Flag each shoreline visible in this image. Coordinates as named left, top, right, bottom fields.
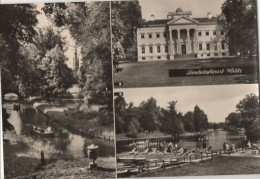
left=34, top=102, right=115, bottom=142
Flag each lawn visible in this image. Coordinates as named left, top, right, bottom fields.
left=135, top=156, right=260, bottom=177
left=114, top=57, right=258, bottom=88
left=3, top=142, right=116, bottom=178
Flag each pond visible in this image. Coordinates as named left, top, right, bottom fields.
left=4, top=102, right=115, bottom=158
left=117, top=129, right=246, bottom=154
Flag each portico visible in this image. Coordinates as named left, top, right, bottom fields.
left=167, top=17, right=199, bottom=60
left=137, top=8, right=229, bottom=62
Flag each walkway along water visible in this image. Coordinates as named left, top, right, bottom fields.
left=117, top=147, right=260, bottom=177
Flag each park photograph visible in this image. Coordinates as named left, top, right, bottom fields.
left=114, top=84, right=260, bottom=177
left=112, top=0, right=258, bottom=89
left=1, top=1, right=115, bottom=178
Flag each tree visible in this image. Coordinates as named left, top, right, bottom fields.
left=126, top=116, right=141, bottom=138
left=0, top=4, right=39, bottom=96
left=225, top=112, right=242, bottom=129
left=114, top=96, right=127, bottom=114
left=18, top=27, right=74, bottom=99
left=161, top=101, right=184, bottom=136
left=235, top=93, right=259, bottom=141
left=115, top=113, right=125, bottom=134
left=138, top=98, right=162, bottom=131
left=43, top=2, right=113, bottom=109
left=111, top=1, right=143, bottom=66
left=37, top=45, right=74, bottom=99
left=221, top=0, right=257, bottom=55
left=183, top=111, right=195, bottom=132
left=236, top=93, right=259, bottom=119
left=246, top=118, right=260, bottom=141
left=193, top=105, right=208, bottom=132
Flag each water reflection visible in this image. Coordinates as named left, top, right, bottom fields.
left=117, top=130, right=246, bottom=154
left=5, top=102, right=114, bottom=158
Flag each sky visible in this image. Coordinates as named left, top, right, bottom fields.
left=139, top=0, right=226, bottom=21
left=36, top=3, right=78, bottom=69
left=114, top=84, right=259, bottom=123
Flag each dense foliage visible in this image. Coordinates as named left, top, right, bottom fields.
left=221, top=0, right=257, bottom=55
left=115, top=96, right=209, bottom=137
left=43, top=2, right=112, bottom=109
left=0, top=4, right=39, bottom=96
left=225, top=93, right=259, bottom=141
left=111, top=0, right=143, bottom=68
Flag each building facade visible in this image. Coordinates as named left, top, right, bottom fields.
left=137, top=8, right=229, bottom=62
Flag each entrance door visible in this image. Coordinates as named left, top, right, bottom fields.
left=181, top=44, right=186, bottom=54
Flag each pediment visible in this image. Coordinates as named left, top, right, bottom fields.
left=167, top=16, right=199, bottom=25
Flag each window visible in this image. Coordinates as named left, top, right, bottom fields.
left=141, top=34, right=145, bottom=39
left=142, top=57, right=146, bottom=60
left=149, top=46, right=153, bottom=53
left=157, top=46, right=161, bottom=53
left=157, top=56, right=161, bottom=59
left=213, top=31, right=216, bottom=35
left=199, top=43, right=203, bottom=51
left=149, top=34, right=152, bottom=38
left=156, top=33, right=160, bottom=38
left=221, top=41, right=225, bottom=50
left=221, top=31, right=224, bottom=35
left=201, top=54, right=203, bottom=57
left=222, top=52, right=225, bottom=56
left=165, top=45, right=168, bottom=53
left=198, top=31, right=202, bottom=36
left=206, top=31, right=209, bottom=36
left=214, top=42, right=218, bottom=50
left=207, top=54, right=210, bottom=57
left=206, top=43, right=210, bottom=50
left=141, top=46, right=145, bottom=54
left=215, top=53, right=218, bottom=56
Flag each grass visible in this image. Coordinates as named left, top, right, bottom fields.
left=136, top=156, right=260, bottom=177
left=3, top=142, right=40, bottom=179
left=21, top=157, right=116, bottom=178
left=114, top=57, right=258, bottom=88
left=4, top=141, right=116, bottom=178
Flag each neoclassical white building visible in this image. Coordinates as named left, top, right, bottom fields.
left=137, top=8, right=229, bottom=62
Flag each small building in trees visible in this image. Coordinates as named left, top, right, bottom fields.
left=137, top=8, right=229, bottom=61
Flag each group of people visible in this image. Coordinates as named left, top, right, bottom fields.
left=158, top=141, right=178, bottom=153
left=33, top=123, right=52, bottom=133
left=223, top=142, right=236, bottom=152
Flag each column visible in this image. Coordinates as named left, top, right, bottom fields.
left=168, top=29, right=174, bottom=60
left=194, top=29, right=198, bottom=54
left=186, top=29, right=191, bottom=54
left=177, top=29, right=181, bottom=54
left=169, top=29, right=173, bottom=60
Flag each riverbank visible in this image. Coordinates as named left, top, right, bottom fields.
left=3, top=130, right=116, bottom=178
left=136, top=156, right=260, bottom=177
left=36, top=103, right=114, bottom=141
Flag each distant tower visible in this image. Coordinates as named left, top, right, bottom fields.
left=73, top=49, right=79, bottom=73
